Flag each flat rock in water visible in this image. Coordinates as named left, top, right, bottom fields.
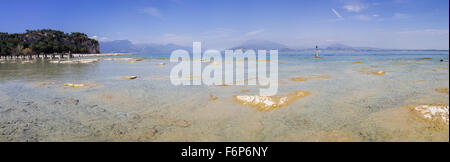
left=120, top=76, right=138, bottom=80
left=63, top=83, right=98, bottom=88
left=372, top=70, right=386, bottom=75
left=234, top=91, right=311, bottom=112
left=410, top=105, right=449, bottom=125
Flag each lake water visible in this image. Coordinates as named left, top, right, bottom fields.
left=0, top=51, right=448, bottom=141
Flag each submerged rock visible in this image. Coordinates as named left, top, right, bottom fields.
left=290, top=75, right=330, bottom=82
left=64, top=98, right=79, bottom=105
left=234, top=91, right=311, bottom=112
left=290, top=77, right=309, bottom=82
left=37, top=81, right=56, bottom=87
left=411, top=105, right=449, bottom=125
left=355, top=68, right=392, bottom=76
left=431, top=66, right=449, bottom=72
left=185, top=76, right=201, bottom=79
left=209, top=94, right=218, bottom=101
left=435, top=88, right=449, bottom=95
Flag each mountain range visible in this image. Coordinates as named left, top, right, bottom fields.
left=100, top=40, right=190, bottom=54
left=100, top=40, right=447, bottom=53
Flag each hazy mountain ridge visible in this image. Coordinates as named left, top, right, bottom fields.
left=100, top=40, right=191, bottom=54
left=100, top=39, right=449, bottom=54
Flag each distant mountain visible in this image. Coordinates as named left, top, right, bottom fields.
left=322, top=43, right=352, bottom=50
left=100, top=39, right=448, bottom=54
left=229, top=40, right=374, bottom=52
left=100, top=40, right=139, bottom=53
left=231, top=40, right=292, bottom=51
left=139, top=43, right=191, bottom=54
left=319, top=43, right=382, bottom=51
left=100, top=40, right=189, bottom=54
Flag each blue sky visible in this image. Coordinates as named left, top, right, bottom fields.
left=1, top=0, right=448, bottom=49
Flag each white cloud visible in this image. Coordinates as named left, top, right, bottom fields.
left=245, top=29, right=265, bottom=36
left=331, top=8, right=343, bottom=19
left=343, top=4, right=366, bottom=12
left=141, top=7, right=163, bottom=19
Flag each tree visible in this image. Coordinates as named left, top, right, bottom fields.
left=23, top=48, right=33, bottom=55
left=13, top=44, right=23, bottom=56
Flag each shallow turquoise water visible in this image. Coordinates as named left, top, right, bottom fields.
left=0, top=51, right=448, bottom=141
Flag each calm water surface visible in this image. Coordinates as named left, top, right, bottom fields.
left=0, top=51, right=448, bottom=141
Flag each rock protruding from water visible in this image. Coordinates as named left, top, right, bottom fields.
left=234, top=91, right=311, bottom=112
left=412, top=105, right=449, bottom=125
left=372, top=70, right=386, bottom=75
left=63, top=83, right=98, bottom=88
left=120, top=76, right=138, bottom=80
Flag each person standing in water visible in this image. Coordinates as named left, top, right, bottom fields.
left=315, top=45, right=319, bottom=58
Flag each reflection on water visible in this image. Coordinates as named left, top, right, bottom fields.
left=0, top=59, right=99, bottom=82
left=0, top=51, right=449, bottom=142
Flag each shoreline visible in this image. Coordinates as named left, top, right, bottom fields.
left=73, top=53, right=135, bottom=57
left=0, top=53, right=135, bottom=61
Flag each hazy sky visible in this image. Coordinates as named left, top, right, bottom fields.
left=1, top=0, right=449, bottom=49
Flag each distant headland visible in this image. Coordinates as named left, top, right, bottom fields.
left=0, top=29, right=100, bottom=56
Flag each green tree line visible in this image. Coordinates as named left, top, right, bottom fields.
left=0, top=29, right=99, bottom=56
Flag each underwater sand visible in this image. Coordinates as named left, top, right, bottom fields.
left=0, top=51, right=448, bottom=142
